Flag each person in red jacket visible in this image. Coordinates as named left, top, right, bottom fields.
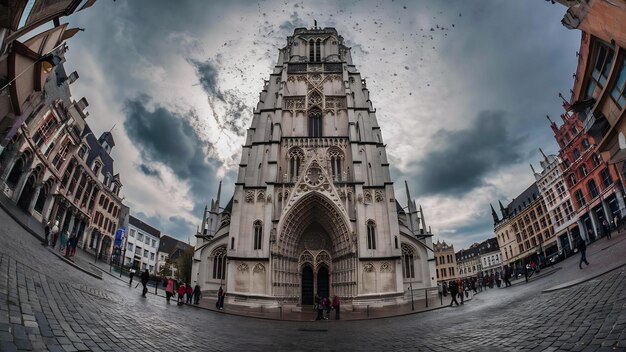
left=177, top=282, right=186, bottom=305
left=185, top=284, right=193, bottom=304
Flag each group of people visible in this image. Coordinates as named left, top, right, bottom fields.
left=42, top=220, right=79, bottom=259
left=314, top=294, right=340, bottom=320
left=163, top=278, right=203, bottom=306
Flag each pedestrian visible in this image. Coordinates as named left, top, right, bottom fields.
left=129, top=269, right=135, bottom=287
left=324, top=297, right=331, bottom=319
left=495, top=271, right=501, bottom=288
left=602, top=219, right=610, bottom=238
left=186, top=284, right=193, bottom=304
left=577, top=239, right=590, bottom=269
left=442, top=281, right=448, bottom=297
left=69, top=233, right=78, bottom=257
left=613, top=215, right=619, bottom=233
left=332, top=295, right=340, bottom=320
left=448, top=280, right=459, bottom=306
left=140, top=269, right=149, bottom=297
left=193, top=284, right=201, bottom=304
left=177, top=283, right=185, bottom=305
left=42, top=220, right=51, bottom=246
left=457, top=278, right=464, bottom=305
left=59, top=230, right=67, bottom=253
left=315, top=293, right=324, bottom=320
left=165, top=277, right=174, bottom=303
left=217, top=286, right=225, bottom=309
left=50, top=220, right=59, bottom=247
left=65, top=232, right=76, bottom=258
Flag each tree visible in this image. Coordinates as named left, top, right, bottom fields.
left=158, top=258, right=173, bottom=277
left=176, top=247, right=194, bottom=284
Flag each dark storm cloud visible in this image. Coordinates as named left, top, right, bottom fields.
left=189, top=58, right=250, bottom=137
left=138, top=163, right=161, bottom=179
left=410, top=111, right=526, bottom=196
left=123, top=94, right=222, bottom=201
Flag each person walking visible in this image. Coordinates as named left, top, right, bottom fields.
left=578, top=239, right=590, bottom=269
left=140, top=269, right=150, bottom=297
left=59, top=230, right=67, bottom=253
left=193, top=284, right=201, bottom=304
left=314, top=294, right=324, bottom=320
left=602, top=219, right=610, bottom=238
left=50, top=221, right=59, bottom=247
left=165, top=277, right=174, bottom=303
left=186, top=284, right=193, bottom=304
left=457, top=278, right=464, bottom=305
left=42, top=220, right=51, bottom=246
left=448, top=280, right=459, bottom=306
left=129, top=269, right=135, bottom=287
left=324, top=297, right=331, bottom=319
left=177, top=283, right=186, bottom=305
left=332, top=295, right=340, bottom=320
left=217, top=286, right=225, bottom=309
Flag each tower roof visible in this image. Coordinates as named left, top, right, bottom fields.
left=98, top=131, right=115, bottom=148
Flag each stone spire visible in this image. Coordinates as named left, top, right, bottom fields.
left=490, top=203, right=500, bottom=225
left=212, top=180, right=222, bottom=212
left=539, top=148, right=548, bottom=161
left=498, top=200, right=507, bottom=218
left=420, top=205, right=427, bottom=234
left=530, top=163, right=536, bottom=174
left=200, top=204, right=208, bottom=235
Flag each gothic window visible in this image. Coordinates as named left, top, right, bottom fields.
left=212, top=246, right=227, bottom=280
left=309, top=39, right=315, bottom=62
left=253, top=220, right=263, bottom=250
left=401, top=243, right=415, bottom=279
left=367, top=220, right=376, bottom=250
left=315, top=39, right=321, bottom=62
left=328, top=148, right=344, bottom=181
left=308, top=107, right=322, bottom=137
left=288, top=148, right=303, bottom=181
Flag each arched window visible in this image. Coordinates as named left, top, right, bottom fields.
left=569, top=174, right=576, bottom=187
left=113, top=206, right=118, bottom=217
left=6, top=158, right=25, bottom=188
left=93, top=162, right=101, bottom=176
left=579, top=164, right=588, bottom=177
left=327, top=148, right=344, bottom=181
left=103, top=198, right=109, bottom=209
left=315, top=39, right=321, bottom=62
left=99, top=194, right=105, bottom=206
left=78, top=144, right=87, bottom=159
left=108, top=202, right=114, bottom=214
left=401, top=243, right=415, bottom=279
left=308, top=107, right=322, bottom=137
left=212, top=246, right=227, bottom=280
left=591, top=153, right=601, bottom=167
left=588, top=179, right=599, bottom=198
left=367, top=220, right=376, bottom=250
left=309, top=39, right=315, bottom=61
left=288, top=148, right=303, bottom=182
left=253, top=220, right=263, bottom=250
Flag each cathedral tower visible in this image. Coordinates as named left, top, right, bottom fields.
left=192, top=27, right=435, bottom=308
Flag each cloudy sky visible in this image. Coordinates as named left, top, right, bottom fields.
left=61, top=0, right=580, bottom=249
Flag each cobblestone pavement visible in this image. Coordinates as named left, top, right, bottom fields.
left=1, top=207, right=626, bottom=351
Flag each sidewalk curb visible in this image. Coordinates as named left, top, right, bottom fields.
left=0, top=200, right=44, bottom=242
left=178, top=299, right=451, bottom=323
left=542, top=263, right=626, bottom=293
left=508, top=267, right=562, bottom=288
left=46, top=248, right=102, bottom=280
left=89, top=263, right=126, bottom=282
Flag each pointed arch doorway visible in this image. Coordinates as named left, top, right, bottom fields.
left=317, top=266, right=329, bottom=299
left=301, top=266, right=314, bottom=305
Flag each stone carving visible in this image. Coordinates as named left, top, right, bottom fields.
left=364, top=191, right=372, bottom=203
left=363, top=263, right=375, bottom=273
left=245, top=191, right=255, bottom=203
left=253, top=263, right=266, bottom=274
left=257, top=191, right=265, bottom=202
left=266, top=194, right=272, bottom=203
left=237, top=263, right=249, bottom=272
left=375, top=190, right=384, bottom=202
left=325, top=96, right=346, bottom=109
left=283, top=96, right=306, bottom=110
left=380, top=262, right=392, bottom=272
left=357, top=193, right=363, bottom=203
left=308, top=91, right=322, bottom=107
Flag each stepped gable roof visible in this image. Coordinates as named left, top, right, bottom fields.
left=129, top=215, right=161, bottom=238
left=82, top=125, right=114, bottom=177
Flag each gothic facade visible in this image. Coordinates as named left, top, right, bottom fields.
left=191, top=27, right=435, bottom=309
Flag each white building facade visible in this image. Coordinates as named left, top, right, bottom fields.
left=125, top=215, right=160, bottom=274
left=192, top=26, right=436, bottom=309
left=479, top=238, right=503, bottom=276
left=532, top=150, right=577, bottom=257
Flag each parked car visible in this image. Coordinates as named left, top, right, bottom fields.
left=545, top=251, right=564, bottom=266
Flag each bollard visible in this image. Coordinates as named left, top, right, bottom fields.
left=425, top=288, right=428, bottom=308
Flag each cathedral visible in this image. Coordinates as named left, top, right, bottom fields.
left=191, top=26, right=436, bottom=309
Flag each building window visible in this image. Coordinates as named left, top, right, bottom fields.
left=143, top=249, right=149, bottom=258
left=588, top=180, right=599, bottom=198
left=592, top=153, right=601, bottom=167
left=212, top=246, right=227, bottom=280
left=253, top=220, right=263, bottom=250
left=32, top=114, right=59, bottom=147
left=127, top=243, right=133, bottom=251
left=315, top=39, right=321, bottom=62
left=582, top=139, right=590, bottom=149
left=78, top=145, right=87, bottom=159
left=394, top=236, right=398, bottom=249
left=309, top=39, right=315, bottom=62
left=600, top=168, right=612, bottom=188
left=152, top=239, right=156, bottom=247
left=569, top=174, right=577, bottom=187
left=150, top=253, right=155, bottom=261
left=231, top=237, right=235, bottom=250
left=137, top=233, right=144, bottom=241
left=308, top=107, right=322, bottom=137
left=366, top=220, right=376, bottom=250
left=288, top=148, right=303, bottom=182
left=93, top=162, right=101, bottom=176
left=579, top=164, right=588, bottom=177
left=611, top=58, right=626, bottom=109
left=328, top=148, right=344, bottom=181
left=135, top=246, right=141, bottom=256
left=130, top=229, right=135, bottom=237
left=575, top=189, right=586, bottom=208
left=401, top=243, right=415, bottom=279
left=572, top=149, right=580, bottom=160
left=585, top=43, right=615, bottom=98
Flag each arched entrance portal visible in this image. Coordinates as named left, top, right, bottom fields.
left=273, top=191, right=356, bottom=304
left=301, top=266, right=314, bottom=305
left=317, top=266, right=329, bottom=299
left=17, top=174, right=36, bottom=211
